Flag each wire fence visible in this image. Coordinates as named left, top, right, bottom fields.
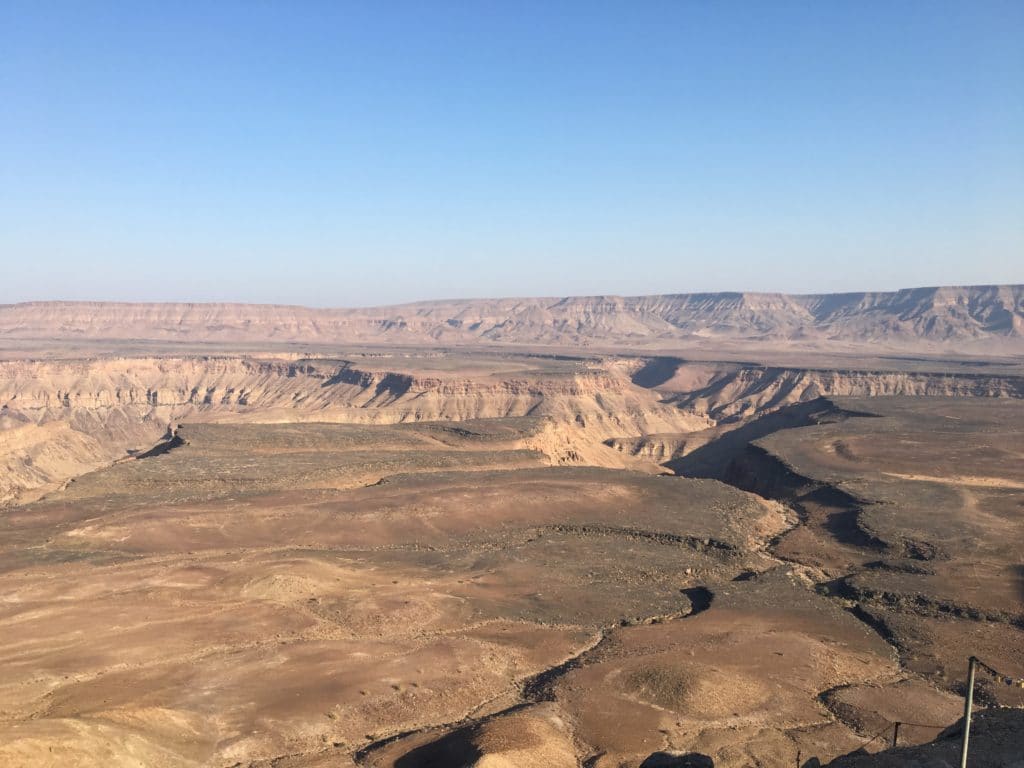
left=975, top=656, right=1024, bottom=689
left=854, top=718, right=947, bottom=751
left=795, top=717, right=949, bottom=767
left=786, top=659, right=1019, bottom=765
left=795, top=655, right=1024, bottom=766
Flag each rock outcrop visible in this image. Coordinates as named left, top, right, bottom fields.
left=654, top=363, right=1024, bottom=422
left=3, top=354, right=1023, bottom=506
left=826, top=708, right=1024, bottom=768
left=0, top=357, right=706, bottom=504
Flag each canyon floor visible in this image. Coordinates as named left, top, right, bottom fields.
left=1, top=345, right=1022, bottom=767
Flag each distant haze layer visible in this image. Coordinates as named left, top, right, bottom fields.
left=1, top=285, right=1022, bottom=354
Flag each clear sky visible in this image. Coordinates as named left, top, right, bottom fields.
left=2, top=1, right=1022, bottom=306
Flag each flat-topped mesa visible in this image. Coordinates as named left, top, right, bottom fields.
left=0, top=356, right=707, bottom=504
left=2, top=284, right=1022, bottom=351
left=0, top=357, right=331, bottom=410
left=661, top=364, right=1024, bottom=421
left=0, top=358, right=629, bottom=412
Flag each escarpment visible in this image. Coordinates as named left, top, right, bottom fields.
left=0, top=358, right=637, bottom=412
left=656, top=363, right=1024, bottom=421
left=2, top=354, right=1023, bottom=505
left=2, top=284, right=1023, bottom=353
left=0, top=357, right=700, bottom=503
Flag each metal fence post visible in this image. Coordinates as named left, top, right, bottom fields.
left=959, top=656, right=977, bottom=768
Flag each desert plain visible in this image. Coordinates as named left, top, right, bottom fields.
left=0, top=289, right=1022, bottom=767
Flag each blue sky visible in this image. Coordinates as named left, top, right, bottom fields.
left=2, top=1, right=1022, bottom=305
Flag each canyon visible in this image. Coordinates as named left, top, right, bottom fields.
left=1, top=290, right=1023, bottom=767
left=4, top=352, right=1023, bottom=507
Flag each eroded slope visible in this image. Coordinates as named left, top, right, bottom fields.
left=6, top=353, right=1023, bottom=507
left=3, top=285, right=1023, bottom=351
left=0, top=422, right=788, bottom=767
left=2, top=354, right=1023, bottom=767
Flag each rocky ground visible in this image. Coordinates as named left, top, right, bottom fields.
left=0, top=350, right=1022, bottom=767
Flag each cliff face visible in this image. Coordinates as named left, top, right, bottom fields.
left=0, top=357, right=682, bottom=422
left=2, top=284, right=1022, bottom=351
left=3, top=353, right=1023, bottom=505
left=0, top=357, right=708, bottom=504
left=661, top=364, right=1024, bottom=422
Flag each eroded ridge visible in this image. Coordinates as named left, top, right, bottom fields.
left=0, top=348, right=1022, bottom=768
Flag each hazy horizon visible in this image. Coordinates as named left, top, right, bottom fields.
left=3, top=2, right=1022, bottom=305
left=6, top=281, right=1024, bottom=312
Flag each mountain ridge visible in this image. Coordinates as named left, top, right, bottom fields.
left=2, top=284, right=1022, bottom=353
